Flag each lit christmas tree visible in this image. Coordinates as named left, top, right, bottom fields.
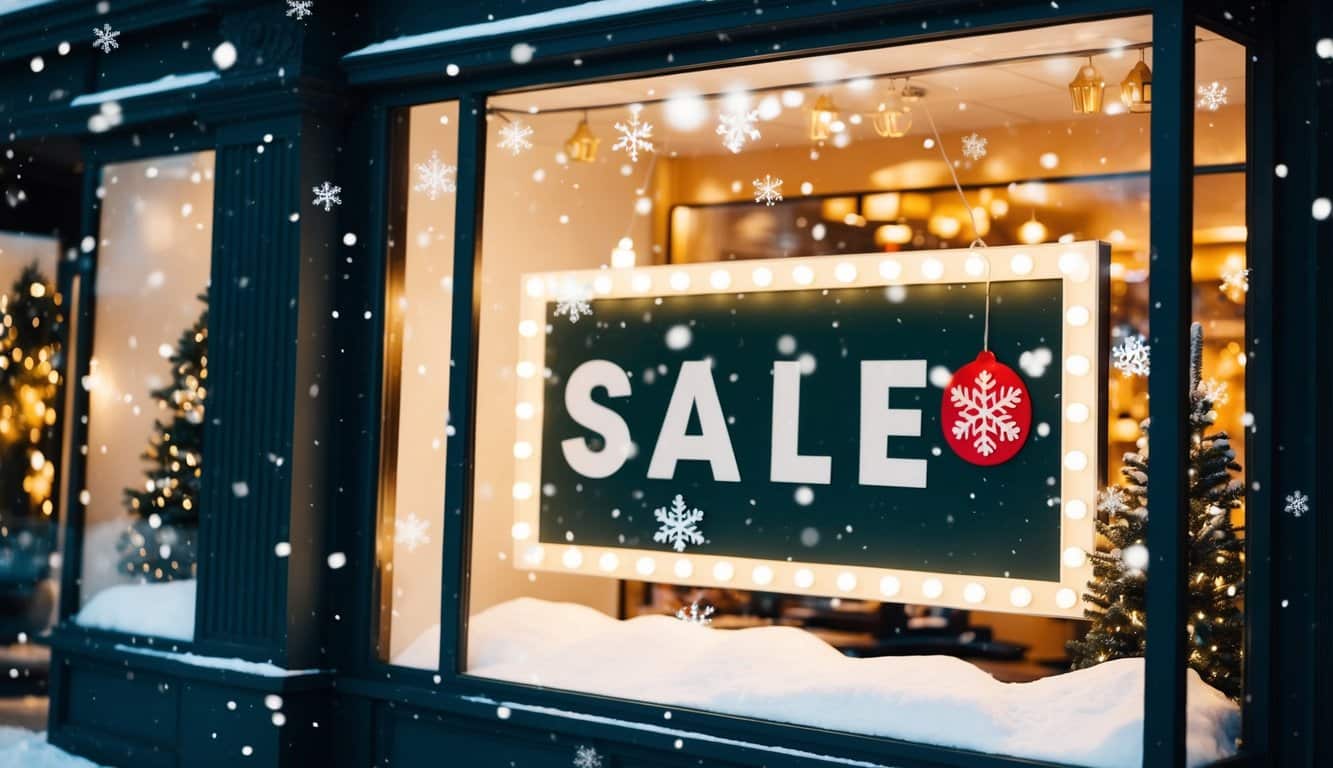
left=0, top=262, right=63, bottom=522
left=1068, top=323, right=1245, bottom=700
left=117, top=293, right=207, bottom=581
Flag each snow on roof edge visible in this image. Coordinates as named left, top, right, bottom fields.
left=70, top=71, right=220, bottom=107
left=345, top=0, right=700, bottom=60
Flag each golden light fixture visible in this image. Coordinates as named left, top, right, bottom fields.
left=610, top=237, right=636, bottom=269
left=1018, top=211, right=1049, bottom=244
left=564, top=112, right=600, bottom=163
left=809, top=93, right=840, bottom=142
left=1119, top=51, right=1152, bottom=113
left=1069, top=57, right=1106, bottom=114
left=874, top=222, right=914, bottom=246
left=871, top=81, right=913, bottom=138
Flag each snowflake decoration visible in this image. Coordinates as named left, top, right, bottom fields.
left=92, top=23, right=120, bottom=54
left=961, top=132, right=988, bottom=161
left=553, top=282, right=593, bottom=324
left=572, top=745, right=603, bottom=768
left=1097, top=485, right=1129, bottom=516
left=413, top=150, right=457, bottom=200
left=653, top=494, right=705, bottom=552
left=1220, top=267, right=1250, bottom=295
left=1285, top=490, right=1310, bottom=518
left=498, top=120, right=534, bottom=155
left=285, top=0, right=314, bottom=19
left=948, top=369, right=1023, bottom=457
left=675, top=601, right=715, bottom=626
left=311, top=181, right=342, bottom=212
left=1196, top=81, right=1228, bottom=111
left=752, top=174, right=783, bottom=206
left=394, top=513, right=431, bottom=552
left=611, top=105, right=654, bottom=162
left=1199, top=377, right=1230, bottom=406
left=716, top=109, right=760, bottom=153
left=1112, top=334, right=1151, bottom=377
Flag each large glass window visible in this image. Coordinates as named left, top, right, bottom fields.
left=382, top=16, right=1249, bottom=765
left=74, top=152, right=214, bottom=641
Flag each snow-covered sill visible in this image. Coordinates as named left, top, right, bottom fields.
left=70, top=72, right=220, bottom=107
left=345, top=0, right=700, bottom=59
left=0, top=0, right=54, bottom=18
left=113, top=644, right=324, bottom=679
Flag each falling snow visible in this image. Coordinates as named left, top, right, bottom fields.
left=752, top=174, right=783, bottom=206
left=1112, top=334, right=1151, bottom=377
left=286, top=0, right=314, bottom=19
left=716, top=109, right=760, bottom=153
left=1219, top=267, right=1249, bottom=295
left=612, top=106, right=654, bottom=162
left=948, top=369, right=1023, bottom=457
left=572, top=745, right=603, bottom=768
left=93, top=23, right=120, bottom=53
left=653, top=494, right=705, bottom=552
left=498, top=120, right=534, bottom=155
left=413, top=150, right=457, bottom=199
left=1196, top=81, right=1228, bottom=111
left=961, top=132, right=988, bottom=161
left=675, top=601, right=715, bottom=626
left=311, top=181, right=342, bottom=212
left=394, top=513, right=432, bottom=552
left=1285, top=490, right=1309, bottom=518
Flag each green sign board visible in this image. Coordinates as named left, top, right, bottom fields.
left=511, top=244, right=1107, bottom=617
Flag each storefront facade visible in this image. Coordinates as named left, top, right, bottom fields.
left=1, top=0, right=1329, bottom=766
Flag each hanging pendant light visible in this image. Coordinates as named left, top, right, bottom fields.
left=564, top=112, right=600, bottom=163
left=872, top=80, right=913, bottom=138
left=1068, top=56, right=1105, bottom=114
left=809, top=93, right=840, bottom=142
left=1119, top=51, right=1153, bottom=113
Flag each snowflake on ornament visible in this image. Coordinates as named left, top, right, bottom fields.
left=653, top=494, right=705, bottom=552
left=498, top=120, right=534, bottom=155
left=961, top=132, right=988, bottom=161
left=675, top=601, right=715, bottom=626
left=286, top=0, right=314, bottom=19
left=572, top=745, right=603, bottom=768
left=716, top=109, right=760, bottom=153
left=394, top=513, right=431, bottom=552
left=413, top=150, right=457, bottom=200
left=1196, top=81, right=1228, bottom=111
left=1285, top=490, right=1310, bottom=518
left=611, top=105, right=654, bottom=162
left=553, top=283, right=593, bottom=324
left=1112, top=334, right=1151, bottom=377
left=948, top=368, right=1024, bottom=458
left=311, top=181, right=342, bottom=212
left=92, top=23, right=120, bottom=53
left=752, top=174, right=783, bottom=206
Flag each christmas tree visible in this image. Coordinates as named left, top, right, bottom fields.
left=117, top=292, right=207, bottom=582
left=0, top=263, right=63, bottom=522
left=1068, top=323, right=1245, bottom=700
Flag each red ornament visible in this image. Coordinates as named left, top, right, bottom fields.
left=941, top=350, right=1032, bottom=466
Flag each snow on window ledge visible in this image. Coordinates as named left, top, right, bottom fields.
left=461, top=598, right=1240, bottom=768
left=74, top=580, right=196, bottom=641
left=112, top=644, right=324, bottom=678
left=69, top=72, right=220, bottom=107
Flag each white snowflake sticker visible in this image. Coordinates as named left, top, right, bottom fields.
left=1112, top=334, right=1151, bottom=377
left=1197, top=81, right=1228, bottom=111
left=1097, top=485, right=1129, bottom=515
left=948, top=369, right=1023, bottom=457
left=553, top=282, right=593, bottom=324
left=716, top=109, right=760, bottom=153
left=653, top=494, right=705, bottom=552
left=675, top=601, right=715, bottom=626
left=413, top=150, right=457, bottom=200
left=611, top=105, right=654, bottom=162
left=286, top=0, right=314, bottom=19
left=1285, top=490, right=1310, bottom=518
left=311, top=181, right=342, bottom=212
left=92, top=23, right=120, bottom=54
left=961, top=132, right=988, bottom=161
left=498, top=120, right=534, bottom=155
left=1199, top=377, right=1230, bottom=406
left=394, top=513, right=431, bottom=552
left=1220, top=267, right=1250, bottom=295
left=752, top=174, right=783, bottom=206
left=572, top=745, right=603, bottom=768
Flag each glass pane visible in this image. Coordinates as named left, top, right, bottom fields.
left=376, top=101, right=459, bottom=668
left=455, top=16, right=1244, bottom=765
left=75, top=151, right=214, bottom=641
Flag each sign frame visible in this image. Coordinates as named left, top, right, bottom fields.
left=510, top=242, right=1108, bottom=618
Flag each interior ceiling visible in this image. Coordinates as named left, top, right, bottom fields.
left=490, top=16, right=1246, bottom=155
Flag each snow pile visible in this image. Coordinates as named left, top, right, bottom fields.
left=75, top=580, right=196, bottom=641
left=467, top=598, right=1239, bottom=768
left=0, top=728, right=101, bottom=768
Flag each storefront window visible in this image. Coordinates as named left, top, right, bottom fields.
left=374, top=15, right=1248, bottom=764
left=73, top=151, right=214, bottom=641
left=376, top=101, right=459, bottom=668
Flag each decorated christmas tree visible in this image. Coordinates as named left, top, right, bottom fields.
left=1068, top=323, right=1245, bottom=700
left=0, top=263, right=63, bottom=522
left=117, top=293, right=208, bottom=582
